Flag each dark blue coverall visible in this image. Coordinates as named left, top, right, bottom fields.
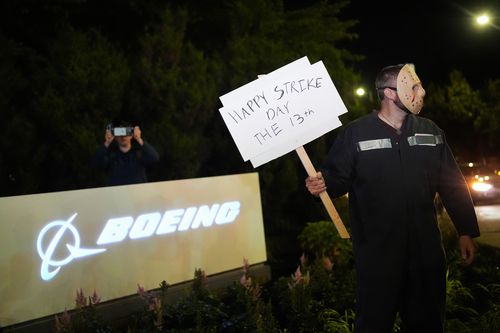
left=93, top=141, right=159, bottom=186
left=321, top=111, right=480, bottom=333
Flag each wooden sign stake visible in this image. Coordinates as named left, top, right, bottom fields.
left=295, top=146, right=350, bottom=239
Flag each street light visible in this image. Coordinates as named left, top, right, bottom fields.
left=473, top=11, right=499, bottom=30
left=355, top=87, right=366, bottom=97
left=475, top=13, right=490, bottom=27
left=452, top=3, right=499, bottom=30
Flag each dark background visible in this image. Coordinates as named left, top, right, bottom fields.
left=337, top=0, right=500, bottom=87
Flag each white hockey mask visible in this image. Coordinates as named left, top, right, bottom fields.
left=396, top=64, right=426, bottom=114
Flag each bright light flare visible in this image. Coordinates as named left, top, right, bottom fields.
left=355, top=87, right=366, bottom=97
left=451, top=3, right=500, bottom=31
left=471, top=181, right=493, bottom=192
left=476, top=13, right=490, bottom=25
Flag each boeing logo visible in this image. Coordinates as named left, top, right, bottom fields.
left=36, top=201, right=241, bottom=281
left=36, top=213, right=106, bottom=281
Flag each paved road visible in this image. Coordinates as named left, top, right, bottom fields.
left=474, top=203, right=500, bottom=248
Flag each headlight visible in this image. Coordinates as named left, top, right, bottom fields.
left=471, top=182, right=493, bottom=192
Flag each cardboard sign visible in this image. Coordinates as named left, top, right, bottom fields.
left=219, top=56, right=347, bottom=167
left=219, top=57, right=351, bottom=240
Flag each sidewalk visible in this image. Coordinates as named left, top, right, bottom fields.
left=475, top=204, right=500, bottom=249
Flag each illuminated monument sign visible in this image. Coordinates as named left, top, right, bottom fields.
left=37, top=201, right=241, bottom=281
left=0, top=173, right=266, bottom=327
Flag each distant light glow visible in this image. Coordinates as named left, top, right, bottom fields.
left=452, top=3, right=500, bottom=31
left=471, top=182, right=493, bottom=192
left=355, top=87, right=366, bottom=96
left=476, top=14, right=490, bottom=25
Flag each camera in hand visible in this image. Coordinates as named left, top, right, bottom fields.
left=107, top=124, right=134, bottom=137
left=113, top=127, right=134, bottom=137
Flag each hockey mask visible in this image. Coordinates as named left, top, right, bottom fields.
left=396, top=64, right=426, bottom=114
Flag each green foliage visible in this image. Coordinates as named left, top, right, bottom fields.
left=0, top=22, right=130, bottom=194
left=424, top=71, right=496, bottom=160
left=318, top=308, right=354, bottom=333
left=439, top=212, right=500, bottom=332
left=131, top=281, right=169, bottom=332
left=477, top=79, right=500, bottom=151
left=47, top=218, right=500, bottom=333
left=267, top=219, right=356, bottom=332
left=37, top=26, right=130, bottom=190
left=298, top=219, right=356, bottom=310
left=298, top=220, right=353, bottom=264
left=54, top=289, right=112, bottom=333
left=128, top=263, right=281, bottom=332
left=470, top=303, right=500, bottom=333
left=446, top=71, right=485, bottom=120
left=165, top=269, right=227, bottom=332
left=446, top=269, right=479, bottom=319
left=219, top=259, right=280, bottom=332
left=129, top=7, right=223, bottom=181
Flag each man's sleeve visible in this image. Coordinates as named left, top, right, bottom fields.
left=92, top=145, right=110, bottom=170
left=437, top=136, right=480, bottom=238
left=140, top=141, right=160, bottom=165
left=320, top=128, right=355, bottom=198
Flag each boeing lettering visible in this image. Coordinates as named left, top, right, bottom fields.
left=96, top=201, right=241, bottom=245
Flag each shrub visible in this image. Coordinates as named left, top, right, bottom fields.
left=56, top=215, right=499, bottom=333
left=54, top=289, right=112, bottom=333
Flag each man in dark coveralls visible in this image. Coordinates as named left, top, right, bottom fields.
left=305, top=63, right=479, bottom=333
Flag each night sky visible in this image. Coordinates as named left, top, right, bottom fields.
left=338, top=0, right=500, bottom=88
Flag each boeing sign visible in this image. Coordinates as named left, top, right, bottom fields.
left=36, top=201, right=241, bottom=281
left=0, top=173, right=266, bottom=327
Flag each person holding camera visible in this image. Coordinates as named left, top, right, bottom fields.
left=93, top=122, right=160, bottom=186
